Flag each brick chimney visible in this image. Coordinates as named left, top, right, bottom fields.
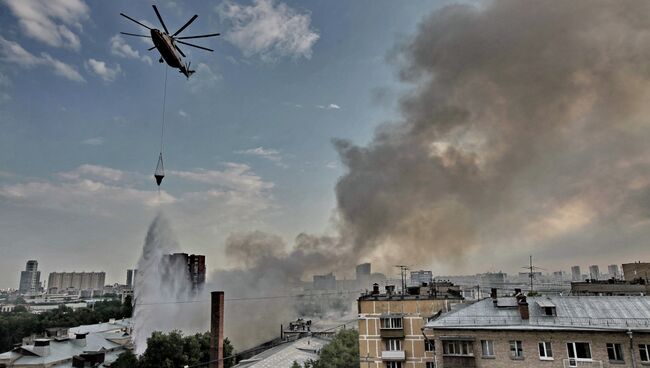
left=516, top=294, right=529, bottom=320
left=210, top=291, right=225, bottom=368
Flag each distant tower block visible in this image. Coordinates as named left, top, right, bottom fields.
left=210, top=291, right=225, bottom=368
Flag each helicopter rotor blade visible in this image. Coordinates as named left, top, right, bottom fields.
left=152, top=5, right=170, bottom=34
left=176, top=40, right=213, bottom=52
left=174, top=44, right=186, bottom=58
left=120, top=13, right=152, bottom=30
left=120, top=32, right=152, bottom=39
left=172, top=15, right=198, bottom=37
left=176, top=33, right=220, bottom=40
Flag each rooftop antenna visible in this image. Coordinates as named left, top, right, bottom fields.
left=394, top=265, right=410, bottom=293
left=522, top=255, right=545, bottom=294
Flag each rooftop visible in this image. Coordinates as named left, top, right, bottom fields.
left=426, top=296, right=650, bottom=332
left=234, top=336, right=328, bottom=368
left=0, top=319, right=132, bottom=367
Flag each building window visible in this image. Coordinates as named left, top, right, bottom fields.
left=640, top=344, right=650, bottom=363
left=510, top=340, right=523, bottom=359
left=426, top=363, right=435, bottom=368
left=442, top=340, right=474, bottom=356
left=538, top=341, right=553, bottom=360
left=481, top=340, right=495, bottom=357
left=606, top=343, right=624, bottom=362
left=380, top=317, right=403, bottom=329
left=386, top=362, right=402, bottom=368
left=385, top=339, right=402, bottom=351
left=424, top=340, right=434, bottom=352
left=567, top=342, right=591, bottom=360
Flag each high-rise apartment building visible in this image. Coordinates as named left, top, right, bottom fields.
left=126, top=269, right=137, bottom=288
left=356, top=263, right=371, bottom=285
left=18, top=260, right=41, bottom=294
left=47, top=272, right=105, bottom=292
left=163, top=253, right=205, bottom=290
left=410, top=270, right=433, bottom=286
left=589, top=265, right=601, bottom=280
left=608, top=264, right=620, bottom=279
left=571, top=266, right=581, bottom=281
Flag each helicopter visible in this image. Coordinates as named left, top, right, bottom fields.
left=120, top=5, right=219, bottom=78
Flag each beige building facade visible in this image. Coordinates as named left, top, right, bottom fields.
left=358, top=283, right=463, bottom=368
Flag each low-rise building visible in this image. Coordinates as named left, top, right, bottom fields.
left=0, top=319, right=131, bottom=367
left=358, top=283, right=464, bottom=368
left=424, top=292, right=650, bottom=368
left=571, top=279, right=649, bottom=296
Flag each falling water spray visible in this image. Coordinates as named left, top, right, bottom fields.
left=132, top=212, right=207, bottom=354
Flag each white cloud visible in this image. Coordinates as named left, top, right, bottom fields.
left=85, top=58, right=121, bottom=82
left=325, top=161, right=337, bottom=169
left=187, top=63, right=221, bottom=93
left=109, top=35, right=153, bottom=65
left=316, top=103, right=341, bottom=110
left=4, top=0, right=90, bottom=51
left=0, top=36, right=85, bottom=82
left=0, top=163, right=273, bottom=217
left=217, top=0, right=319, bottom=62
left=59, top=164, right=123, bottom=182
left=81, top=137, right=104, bottom=146
left=171, top=163, right=274, bottom=192
left=236, top=146, right=287, bottom=168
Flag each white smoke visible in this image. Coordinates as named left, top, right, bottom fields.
left=132, top=212, right=207, bottom=354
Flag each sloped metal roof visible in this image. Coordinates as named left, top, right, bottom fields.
left=426, top=296, right=650, bottom=331
left=234, top=337, right=328, bottom=368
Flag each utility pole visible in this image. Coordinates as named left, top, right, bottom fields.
left=394, top=265, right=409, bottom=293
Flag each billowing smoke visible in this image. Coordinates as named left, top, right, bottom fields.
left=332, top=0, right=650, bottom=270
left=136, top=0, right=650, bottom=350
left=132, top=213, right=205, bottom=354
left=223, top=0, right=650, bottom=279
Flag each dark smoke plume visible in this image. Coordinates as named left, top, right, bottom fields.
left=208, top=0, right=650, bottom=347
left=229, top=0, right=650, bottom=276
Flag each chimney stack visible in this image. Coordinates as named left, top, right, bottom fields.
left=516, top=294, right=529, bottom=320
left=73, top=333, right=87, bottom=347
left=491, top=288, right=498, bottom=307
left=372, top=283, right=380, bottom=295
left=210, top=291, right=225, bottom=368
left=33, top=339, right=50, bottom=357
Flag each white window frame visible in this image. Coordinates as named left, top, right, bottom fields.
left=425, top=363, right=435, bottom=368
left=387, top=362, right=402, bottom=368
left=510, top=340, right=524, bottom=359
left=538, top=341, right=553, bottom=360
left=481, top=340, right=495, bottom=357
left=567, top=342, right=592, bottom=361
left=381, top=317, right=403, bottom=329
left=425, top=339, right=435, bottom=352
left=606, top=343, right=624, bottom=362
left=640, top=344, right=650, bottom=363
left=442, top=340, right=474, bottom=356
left=386, top=339, right=402, bottom=351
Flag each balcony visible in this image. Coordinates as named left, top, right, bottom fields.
left=562, top=359, right=603, bottom=368
left=442, top=356, right=476, bottom=368
left=379, top=328, right=405, bottom=338
left=381, top=350, right=406, bottom=361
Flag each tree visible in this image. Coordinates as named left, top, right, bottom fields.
left=137, top=330, right=236, bottom=368
left=122, top=295, right=133, bottom=318
left=112, top=350, right=139, bottom=368
left=309, top=329, right=359, bottom=368
left=291, top=361, right=302, bottom=368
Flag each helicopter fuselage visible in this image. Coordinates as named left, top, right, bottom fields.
left=151, top=29, right=182, bottom=68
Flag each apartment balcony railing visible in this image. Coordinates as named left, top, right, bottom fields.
left=381, top=350, right=406, bottom=361
left=562, top=359, right=603, bottom=368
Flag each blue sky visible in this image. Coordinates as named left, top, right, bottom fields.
left=0, top=0, right=446, bottom=287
